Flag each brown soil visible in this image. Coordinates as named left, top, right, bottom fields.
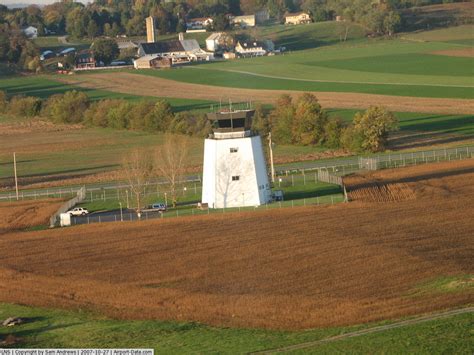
left=432, top=48, right=474, bottom=58
left=0, top=198, right=64, bottom=234
left=59, top=73, right=474, bottom=115
left=0, top=160, right=473, bottom=330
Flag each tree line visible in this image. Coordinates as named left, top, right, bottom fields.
left=0, top=89, right=398, bottom=153
left=1, top=0, right=469, bottom=40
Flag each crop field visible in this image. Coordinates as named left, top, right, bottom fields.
left=0, top=160, right=472, bottom=330
left=0, top=198, right=63, bottom=234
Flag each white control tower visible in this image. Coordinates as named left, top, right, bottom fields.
left=202, top=109, right=271, bottom=208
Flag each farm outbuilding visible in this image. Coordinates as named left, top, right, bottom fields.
left=133, top=55, right=172, bottom=69
left=137, top=39, right=213, bottom=63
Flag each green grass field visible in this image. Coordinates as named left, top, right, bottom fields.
left=0, top=303, right=472, bottom=353
left=133, top=25, right=474, bottom=99
left=0, top=76, right=217, bottom=112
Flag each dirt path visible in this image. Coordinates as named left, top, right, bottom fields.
left=253, top=307, right=474, bottom=354
left=59, top=72, right=474, bottom=115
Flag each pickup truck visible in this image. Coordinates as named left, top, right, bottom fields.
left=67, top=207, right=89, bottom=216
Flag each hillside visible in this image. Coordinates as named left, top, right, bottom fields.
left=402, top=2, right=474, bottom=31
left=0, top=159, right=472, bottom=330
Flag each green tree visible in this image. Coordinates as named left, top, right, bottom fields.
left=383, top=10, right=401, bottom=36
left=324, top=117, right=345, bottom=149
left=92, top=38, right=119, bottom=65
left=251, top=103, right=270, bottom=137
left=270, top=94, right=294, bottom=145
left=87, top=19, right=99, bottom=38
left=293, top=93, right=328, bottom=145
left=352, top=106, right=398, bottom=152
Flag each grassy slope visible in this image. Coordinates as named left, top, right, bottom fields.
left=134, top=24, right=474, bottom=99
left=0, top=303, right=472, bottom=353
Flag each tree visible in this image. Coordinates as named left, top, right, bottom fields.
left=270, top=94, right=294, bottom=145
left=324, top=117, right=345, bottom=149
left=383, top=10, right=401, bottom=36
left=92, top=38, right=119, bottom=65
left=293, top=93, right=328, bottom=145
left=154, top=134, right=189, bottom=208
left=87, top=19, right=99, bottom=38
left=352, top=106, right=398, bottom=152
left=122, top=148, right=153, bottom=218
left=44, top=90, right=89, bottom=123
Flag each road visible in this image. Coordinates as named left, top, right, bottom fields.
left=71, top=208, right=164, bottom=225
left=252, top=307, right=474, bottom=354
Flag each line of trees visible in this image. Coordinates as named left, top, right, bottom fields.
left=1, top=89, right=398, bottom=153
left=1, top=0, right=469, bottom=41
left=0, top=89, right=212, bottom=138
left=253, top=93, right=398, bottom=152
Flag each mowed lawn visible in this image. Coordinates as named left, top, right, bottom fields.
left=0, top=303, right=471, bottom=353
left=135, top=26, right=474, bottom=99
left=0, top=76, right=217, bottom=112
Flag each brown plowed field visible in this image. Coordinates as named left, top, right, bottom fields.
left=59, top=73, right=474, bottom=115
left=0, top=198, right=63, bottom=234
left=0, top=160, right=473, bottom=329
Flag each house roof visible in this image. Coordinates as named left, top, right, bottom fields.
left=206, top=32, right=224, bottom=41
left=238, top=41, right=265, bottom=49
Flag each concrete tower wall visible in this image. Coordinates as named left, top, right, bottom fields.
left=202, top=135, right=270, bottom=208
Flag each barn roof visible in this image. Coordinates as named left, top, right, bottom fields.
left=140, top=41, right=184, bottom=55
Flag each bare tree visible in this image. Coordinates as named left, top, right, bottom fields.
left=154, top=134, right=190, bottom=208
left=122, top=148, right=152, bottom=218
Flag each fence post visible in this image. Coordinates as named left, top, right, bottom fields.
left=331, top=196, right=334, bottom=204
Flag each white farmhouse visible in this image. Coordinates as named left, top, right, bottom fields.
left=235, top=41, right=267, bottom=57
left=202, top=109, right=271, bottom=208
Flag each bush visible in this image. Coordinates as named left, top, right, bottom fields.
left=45, top=90, right=89, bottom=124
left=0, top=91, right=7, bottom=113
left=8, top=96, right=42, bottom=117
left=324, top=118, right=345, bottom=149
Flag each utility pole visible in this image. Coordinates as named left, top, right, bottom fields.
left=268, top=133, right=275, bottom=183
left=13, top=152, right=19, bottom=200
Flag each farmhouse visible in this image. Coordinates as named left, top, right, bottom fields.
left=231, top=15, right=256, bottom=28
left=235, top=40, right=273, bottom=57
left=22, top=26, right=38, bottom=38
left=285, top=12, right=312, bottom=25
left=75, top=50, right=97, bottom=69
left=137, top=39, right=213, bottom=63
left=133, top=55, right=172, bottom=69
left=186, top=17, right=213, bottom=30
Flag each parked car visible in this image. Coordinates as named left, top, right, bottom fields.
left=150, top=203, right=167, bottom=211
left=67, top=207, right=89, bottom=216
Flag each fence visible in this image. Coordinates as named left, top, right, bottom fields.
left=49, top=187, right=86, bottom=227
left=2, top=145, right=473, bottom=203
left=69, top=193, right=345, bottom=226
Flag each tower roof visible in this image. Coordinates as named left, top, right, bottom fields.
left=207, top=109, right=254, bottom=135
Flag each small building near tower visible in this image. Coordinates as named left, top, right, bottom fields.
left=202, top=108, right=271, bottom=208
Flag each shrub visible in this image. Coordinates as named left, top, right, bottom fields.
left=353, top=106, right=398, bottom=152
left=324, top=117, right=345, bottom=149
left=0, top=90, right=7, bottom=113
left=8, top=96, right=42, bottom=117
left=45, top=90, right=89, bottom=124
